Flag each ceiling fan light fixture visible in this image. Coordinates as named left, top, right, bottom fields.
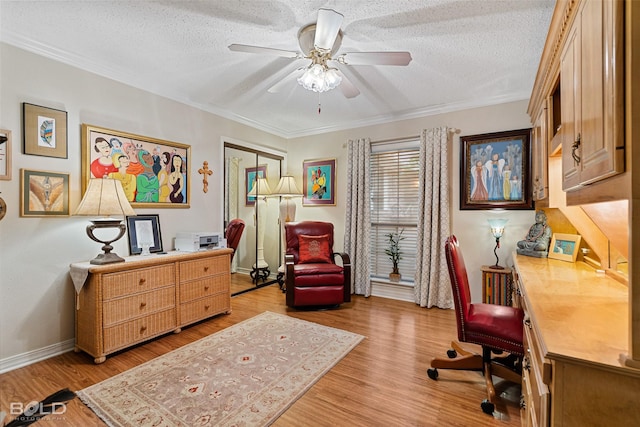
left=297, top=64, right=342, bottom=93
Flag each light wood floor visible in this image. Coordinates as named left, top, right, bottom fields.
left=0, top=274, right=522, bottom=426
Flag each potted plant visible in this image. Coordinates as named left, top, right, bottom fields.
left=385, top=229, right=405, bottom=282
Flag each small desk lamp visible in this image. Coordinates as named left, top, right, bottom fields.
left=487, top=218, right=508, bottom=269
left=75, top=178, right=136, bottom=264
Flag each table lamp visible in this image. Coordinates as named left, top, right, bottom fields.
left=75, top=178, right=136, bottom=264
left=487, top=218, right=508, bottom=269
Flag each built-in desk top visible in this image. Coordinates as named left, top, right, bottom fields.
left=513, top=253, right=632, bottom=371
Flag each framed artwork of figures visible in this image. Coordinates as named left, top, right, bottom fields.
left=81, top=124, right=190, bottom=208
left=302, top=158, right=335, bottom=206
left=460, top=128, right=534, bottom=210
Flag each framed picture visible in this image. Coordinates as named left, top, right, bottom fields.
left=302, top=158, right=336, bottom=206
left=126, top=214, right=164, bottom=255
left=548, top=233, right=582, bottom=262
left=20, top=169, right=70, bottom=217
left=22, top=103, right=68, bottom=158
left=245, top=165, right=267, bottom=206
left=460, top=128, right=533, bottom=210
left=0, top=129, right=11, bottom=180
left=81, top=124, right=190, bottom=208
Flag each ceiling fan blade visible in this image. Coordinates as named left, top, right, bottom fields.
left=337, top=71, right=360, bottom=99
left=229, top=44, right=301, bottom=59
left=339, top=51, right=412, bottom=66
left=314, top=8, right=344, bottom=50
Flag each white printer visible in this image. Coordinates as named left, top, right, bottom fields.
left=175, top=232, right=226, bottom=252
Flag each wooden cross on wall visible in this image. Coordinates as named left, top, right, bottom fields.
left=198, top=161, right=213, bottom=193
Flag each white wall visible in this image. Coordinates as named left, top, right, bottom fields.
left=0, top=44, right=286, bottom=367
left=0, top=42, right=538, bottom=369
left=285, top=100, right=537, bottom=302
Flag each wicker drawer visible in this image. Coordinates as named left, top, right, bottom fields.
left=103, top=286, right=176, bottom=327
left=180, top=293, right=229, bottom=326
left=103, top=308, right=177, bottom=353
left=179, top=276, right=227, bottom=303
left=179, top=255, right=229, bottom=282
left=102, top=265, right=175, bottom=299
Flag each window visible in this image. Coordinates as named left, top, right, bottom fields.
left=370, top=141, right=420, bottom=283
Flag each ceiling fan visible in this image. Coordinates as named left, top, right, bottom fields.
left=228, top=8, right=412, bottom=99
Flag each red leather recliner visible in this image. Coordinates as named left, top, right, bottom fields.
left=225, top=218, right=245, bottom=263
left=284, top=221, right=351, bottom=308
left=427, top=235, right=524, bottom=415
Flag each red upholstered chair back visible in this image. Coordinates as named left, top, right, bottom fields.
left=444, top=235, right=472, bottom=342
left=225, top=219, right=245, bottom=258
left=285, top=221, right=335, bottom=264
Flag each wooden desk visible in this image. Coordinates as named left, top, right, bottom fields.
left=72, top=250, right=232, bottom=363
left=512, top=253, right=640, bottom=426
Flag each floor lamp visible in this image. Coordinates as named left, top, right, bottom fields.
left=247, top=177, right=272, bottom=282
left=269, top=176, right=302, bottom=287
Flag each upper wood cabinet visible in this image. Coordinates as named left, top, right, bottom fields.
left=559, top=0, right=624, bottom=191
left=532, top=101, right=549, bottom=201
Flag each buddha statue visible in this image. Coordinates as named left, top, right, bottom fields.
left=517, top=209, right=552, bottom=258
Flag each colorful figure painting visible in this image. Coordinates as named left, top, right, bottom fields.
left=461, top=129, right=533, bottom=210
left=302, top=158, right=335, bottom=206
left=82, top=124, right=190, bottom=208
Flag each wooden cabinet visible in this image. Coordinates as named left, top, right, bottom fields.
left=531, top=103, right=549, bottom=201
left=513, top=254, right=640, bottom=427
left=560, top=0, right=624, bottom=191
left=73, top=250, right=232, bottom=363
left=481, top=265, right=513, bottom=306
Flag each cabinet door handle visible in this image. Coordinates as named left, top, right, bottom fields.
left=571, top=133, right=581, bottom=164
left=139, top=278, right=146, bottom=285
left=524, top=318, right=532, bottom=329
left=140, top=302, right=147, bottom=309
left=204, top=305, right=210, bottom=310
left=204, top=266, right=209, bottom=272
left=140, top=325, right=147, bottom=334
left=523, top=356, right=531, bottom=371
left=204, top=286, right=209, bottom=291
left=520, top=395, right=526, bottom=410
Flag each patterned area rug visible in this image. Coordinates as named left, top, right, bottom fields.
left=77, top=312, right=364, bottom=426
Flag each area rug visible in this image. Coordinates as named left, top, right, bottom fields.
left=77, top=311, right=364, bottom=426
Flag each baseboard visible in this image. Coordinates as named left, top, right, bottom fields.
left=0, top=339, right=75, bottom=374
left=371, top=280, right=414, bottom=302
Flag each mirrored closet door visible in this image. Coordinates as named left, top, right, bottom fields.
left=224, top=142, right=283, bottom=295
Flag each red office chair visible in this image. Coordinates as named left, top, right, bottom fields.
left=225, top=219, right=245, bottom=263
left=284, top=221, right=351, bottom=308
left=427, top=235, right=524, bottom=415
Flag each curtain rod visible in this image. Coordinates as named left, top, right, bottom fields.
left=371, top=128, right=461, bottom=145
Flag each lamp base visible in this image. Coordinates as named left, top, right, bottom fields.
left=86, top=219, right=127, bottom=265
left=489, top=264, right=505, bottom=270
left=90, top=251, right=126, bottom=265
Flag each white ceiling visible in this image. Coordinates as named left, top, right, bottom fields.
left=0, top=0, right=555, bottom=138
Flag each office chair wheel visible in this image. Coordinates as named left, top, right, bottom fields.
left=447, top=349, right=457, bottom=358
left=481, top=399, right=495, bottom=415
left=427, top=368, right=438, bottom=380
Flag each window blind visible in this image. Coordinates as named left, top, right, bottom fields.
left=370, top=146, right=420, bottom=282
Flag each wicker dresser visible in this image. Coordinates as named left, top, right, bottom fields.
left=72, top=249, right=232, bottom=363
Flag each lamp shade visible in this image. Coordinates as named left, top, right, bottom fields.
left=75, top=178, right=136, bottom=217
left=270, top=176, right=302, bottom=197
left=487, top=218, right=508, bottom=238
left=247, top=177, right=272, bottom=198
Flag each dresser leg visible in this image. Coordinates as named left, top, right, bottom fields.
left=94, top=356, right=106, bottom=364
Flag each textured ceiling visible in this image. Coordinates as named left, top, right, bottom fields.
left=0, top=0, right=555, bottom=138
